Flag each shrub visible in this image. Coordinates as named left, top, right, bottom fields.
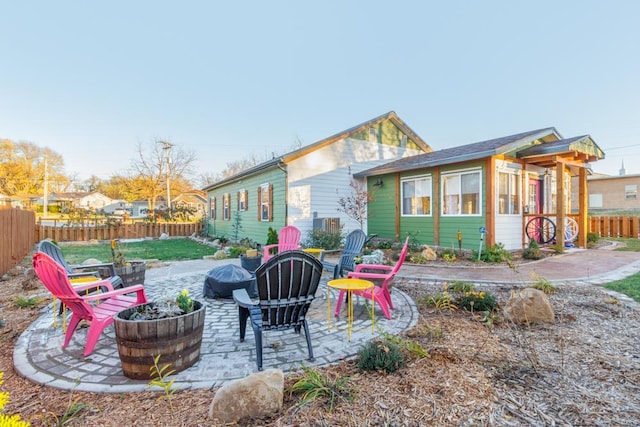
left=266, top=227, right=279, bottom=245
left=422, top=292, right=457, bottom=311
left=522, top=239, right=545, bottom=260
left=528, top=275, right=555, bottom=294
left=456, top=290, right=497, bottom=312
left=587, top=232, right=599, bottom=244
left=474, top=242, right=511, bottom=263
left=303, top=229, right=344, bottom=250
left=357, top=338, right=405, bottom=373
left=287, top=365, right=353, bottom=411
left=447, top=281, right=475, bottom=293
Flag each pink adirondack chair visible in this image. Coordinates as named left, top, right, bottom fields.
left=262, top=225, right=302, bottom=262
left=335, top=237, right=410, bottom=320
left=33, top=252, right=148, bottom=356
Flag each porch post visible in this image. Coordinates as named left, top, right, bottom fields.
left=578, top=167, right=588, bottom=248
left=556, top=161, right=565, bottom=249
left=433, top=167, right=440, bottom=246
left=485, top=157, right=495, bottom=247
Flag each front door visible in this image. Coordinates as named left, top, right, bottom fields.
left=528, top=179, right=542, bottom=214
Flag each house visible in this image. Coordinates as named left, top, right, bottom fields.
left=172, top=190, right=207, bottom=220
left=571, top=172, right=640, bottom=213
left=357, top=128, right=604, bottom=250
left=38, top=191, right=115, bottom=213
left=203, top=111, right=433, bottom=245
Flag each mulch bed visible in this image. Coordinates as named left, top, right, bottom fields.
left=1, top=246, right=638, bottom=426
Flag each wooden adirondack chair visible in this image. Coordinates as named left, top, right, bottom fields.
left=334, top=237, right=410, bottom=320
left=262, top=225, right=302, bottom=262
left=319, top=229, right=367, bottom=279
left=32, top=252, right=148, bottom=356
left=233, top=250, right=323, bottom=370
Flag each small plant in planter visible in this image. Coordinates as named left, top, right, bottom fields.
left=126, top=290, right=196, bottom=320
left=110, top=239, right=146, bottom=287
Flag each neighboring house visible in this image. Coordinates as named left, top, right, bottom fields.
left=571, top=173, right=640, bottom=212
left=102, top=200, right=130, bottom=214
left=0, top=193, right=10, bottom=207
left=172, top=190, right=207, bottom=220
left=131, top=197, right=169, bottom=218
left=8, top=194, right=41, bottom=210
left=357, top=128, right=604, bottom=250
left=38, top=191, right=115, bottom=212
left=203, top=111, right=433, bottom=245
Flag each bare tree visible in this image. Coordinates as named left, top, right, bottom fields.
left=129, top=140, right=197, bottom=211
left=336, top=178, right=373, bottom=230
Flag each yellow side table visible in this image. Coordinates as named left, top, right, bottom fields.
left=303, top=248, right=323, bottom=258
left=327, top=278, right=375, bottom=341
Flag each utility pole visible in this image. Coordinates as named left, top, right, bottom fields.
left=43, top=157, right=49, bottom=218
left=157, top=141, right=173, bottom=211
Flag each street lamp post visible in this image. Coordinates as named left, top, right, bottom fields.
left=43, top=157, right=49, bottom=218
left=158, top=141, right=173, bottom=211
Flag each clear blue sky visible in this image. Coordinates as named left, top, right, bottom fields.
left=2, top=1, right=639, bottom=184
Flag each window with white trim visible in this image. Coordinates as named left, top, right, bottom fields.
left=209, top=197, right=216, bottom=219
left=238, top=189, right=247, bottom=211
left=259, top=183, right=271, bottom=221
left=498, top=171, right=520, bottom=215
left=401, top=175, right=432, bottom=216
left=223, top=194, right=230, bottom=220
left=442, top=169, right=481, bottom=215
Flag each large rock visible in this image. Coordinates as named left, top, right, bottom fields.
left=421, top=246, right=437, bottom=261
left=208, top=369, right=284, bottom=423
left=504, top=288, right=555, bottom=324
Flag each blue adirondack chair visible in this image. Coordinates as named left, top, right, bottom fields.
left=319, top=229, right=367, bottom=279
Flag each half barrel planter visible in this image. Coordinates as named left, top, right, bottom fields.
left=114, top=301, right=206, bottom=380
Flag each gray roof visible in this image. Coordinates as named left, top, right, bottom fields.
left=354, top=127, right=559, bottom=177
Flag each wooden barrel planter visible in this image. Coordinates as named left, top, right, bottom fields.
left=115, top=261, right=146, bottom=287
left=114, top=301, right=206, bottom=380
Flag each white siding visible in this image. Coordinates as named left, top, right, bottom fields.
left=287, top=137, right=423, bottom=238
left=495, top=160, right=523, bottom=250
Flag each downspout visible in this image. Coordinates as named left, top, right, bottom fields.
left=277, top=161, right=288, bottom=225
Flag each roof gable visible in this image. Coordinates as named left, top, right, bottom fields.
left=355, top=127, right=559, bottom=177
left=203, top=111, right=432, bottom=191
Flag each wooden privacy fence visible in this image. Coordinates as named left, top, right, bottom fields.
left=36, top=222, right=201, bottom=243
left=589, top=216, right=640, bottom=238
left=0, top=207, right=36, bottom=276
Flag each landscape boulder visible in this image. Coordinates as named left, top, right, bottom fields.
left=421, top=246, right=437, bottom=261
left=503, top=288, right=555, bottom=324
left=208, top=369, right=284, bottom=423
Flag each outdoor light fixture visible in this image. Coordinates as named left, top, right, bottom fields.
left=373, top=178, right=384, bottom=188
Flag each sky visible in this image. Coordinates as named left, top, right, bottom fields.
left=2, top=1, right=640, bottom=186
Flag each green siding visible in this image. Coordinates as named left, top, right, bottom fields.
left=367, top=174, right=397, bottom=240
left=351, top=119, right=421, bottom=150
left=206, top=168, right=287, bottom=245
left=438, top=162, right=487, bottom=251
left=367, top=162, right=490, bottom=250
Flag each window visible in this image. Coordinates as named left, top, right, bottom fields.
left=223, top=194, right=230, bottom=220
left=401, top=175, right=432, bottom=216
left=258, top=183, right=272, bottom=222
left=442, top=169, right=481, bottom=215
left=238, top=189, right=247, bottom=211
left=498, top=171, right=520, bottom=215
left=369, top=127, right=377, bottom=142
left=625, top=185, right=637, bottom=200
left=209, top=197, right=216, bottom=220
